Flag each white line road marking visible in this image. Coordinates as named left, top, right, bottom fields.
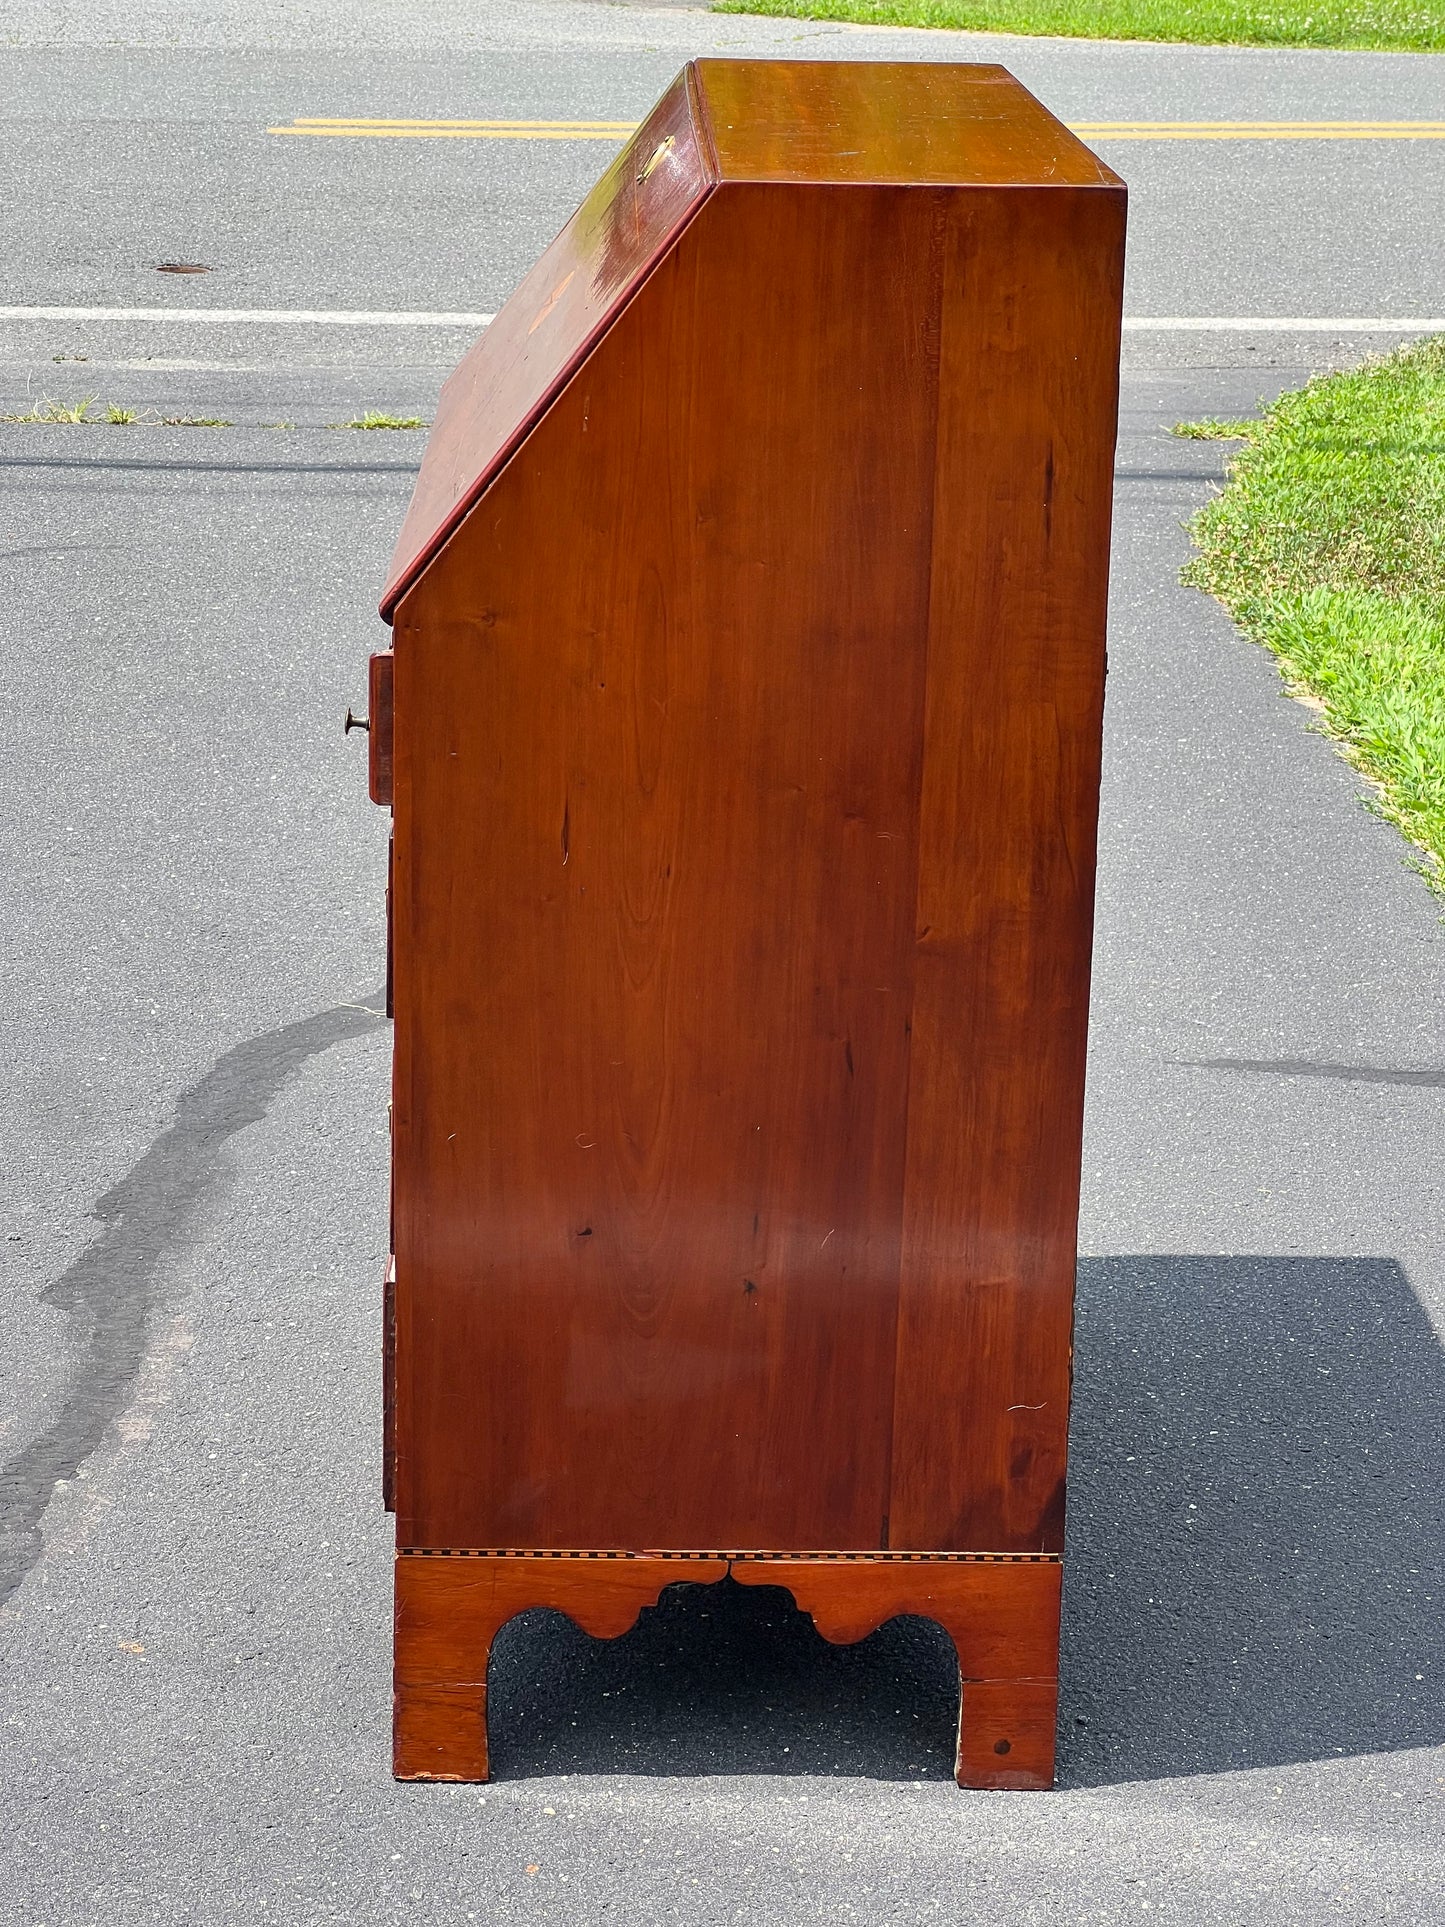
left=266, top=117, right=1445, bottom=142
left=0, top=308, right=497, bottom=325
left=1123, top=317, right=1445, bottom=331
left=1076, top=122, right=1445, bottom=140
left=2, top=309, right=1441, bottom=334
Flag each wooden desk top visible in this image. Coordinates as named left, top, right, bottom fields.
left=696, top=59, right=1119, bottom=188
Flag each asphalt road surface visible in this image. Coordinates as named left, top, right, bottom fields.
left=2, top=2, right=1444, bottom=1923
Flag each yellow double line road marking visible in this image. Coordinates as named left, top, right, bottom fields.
left=269, top=118, right=638, bottom=140
left=268, top=116, right=1445, bottom=142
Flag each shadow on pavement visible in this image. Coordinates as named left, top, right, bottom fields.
left=1062, top=1253, right=1445, bottom=1784
left=485, top=1254, right=1445, bottom=1784
left=488, top=1575, right=960, bottom=1781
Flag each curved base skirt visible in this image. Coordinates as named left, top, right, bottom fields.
left=392, top=1549, right=1061, bottom=1789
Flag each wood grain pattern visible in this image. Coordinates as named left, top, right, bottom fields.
left=696, top=58, right=1119, bottom=189
left=380, top=70, right=713, bottom=619
left=957, top=1679, right=1059, bottom=1791
left=732, top=1554, right=1061, bottom=1787
left=391, top=178, right=948, bottom=1552
left=381, top=59, right=1125, bottom=619
left=396, top=1554, right=1059, bottom=1786
left=368, top=652, right=394, bottom=808
left=374, top=58, right=1126, bottom=1786
left=393, top=1554, right=727, bottom=1779
left=889, top=183, right=1125, bottom=1553
left=382, top=1257, right=396, bottom=1512
left=730, top=1555, right=1060, bottom=1669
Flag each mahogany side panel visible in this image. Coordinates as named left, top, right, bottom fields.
left=390, top=181, right=947, bottom=1553
left=393, top=1554, right=727, bottom=1780
left=380, top=72, right=714, bottom=619
left=889, top=184, right=1126, bottom=1554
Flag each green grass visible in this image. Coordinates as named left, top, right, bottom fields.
left=1171, top=418, right=1257, bottom=442
left=1182, top=335, right=1445, bottom=892
left=1, top=395, right=101, bottom=424
left=714, top=0, right=1445, bottom=50
left=0, top=405, right=417, bottom=430
left=331, top=412, right=427, bottom=431
left=0, top=397, right=233, bottom=426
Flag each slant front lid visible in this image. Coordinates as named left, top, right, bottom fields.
left=379, top=68, right=714, bottom=621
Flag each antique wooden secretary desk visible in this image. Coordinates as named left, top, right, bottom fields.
left=360, top=58, right=1125, bottom=1789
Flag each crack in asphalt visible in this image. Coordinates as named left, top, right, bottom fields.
left=1185, top=1056, right=1445, bottom=1088
left=0, top=992, right=386, bottom=1607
